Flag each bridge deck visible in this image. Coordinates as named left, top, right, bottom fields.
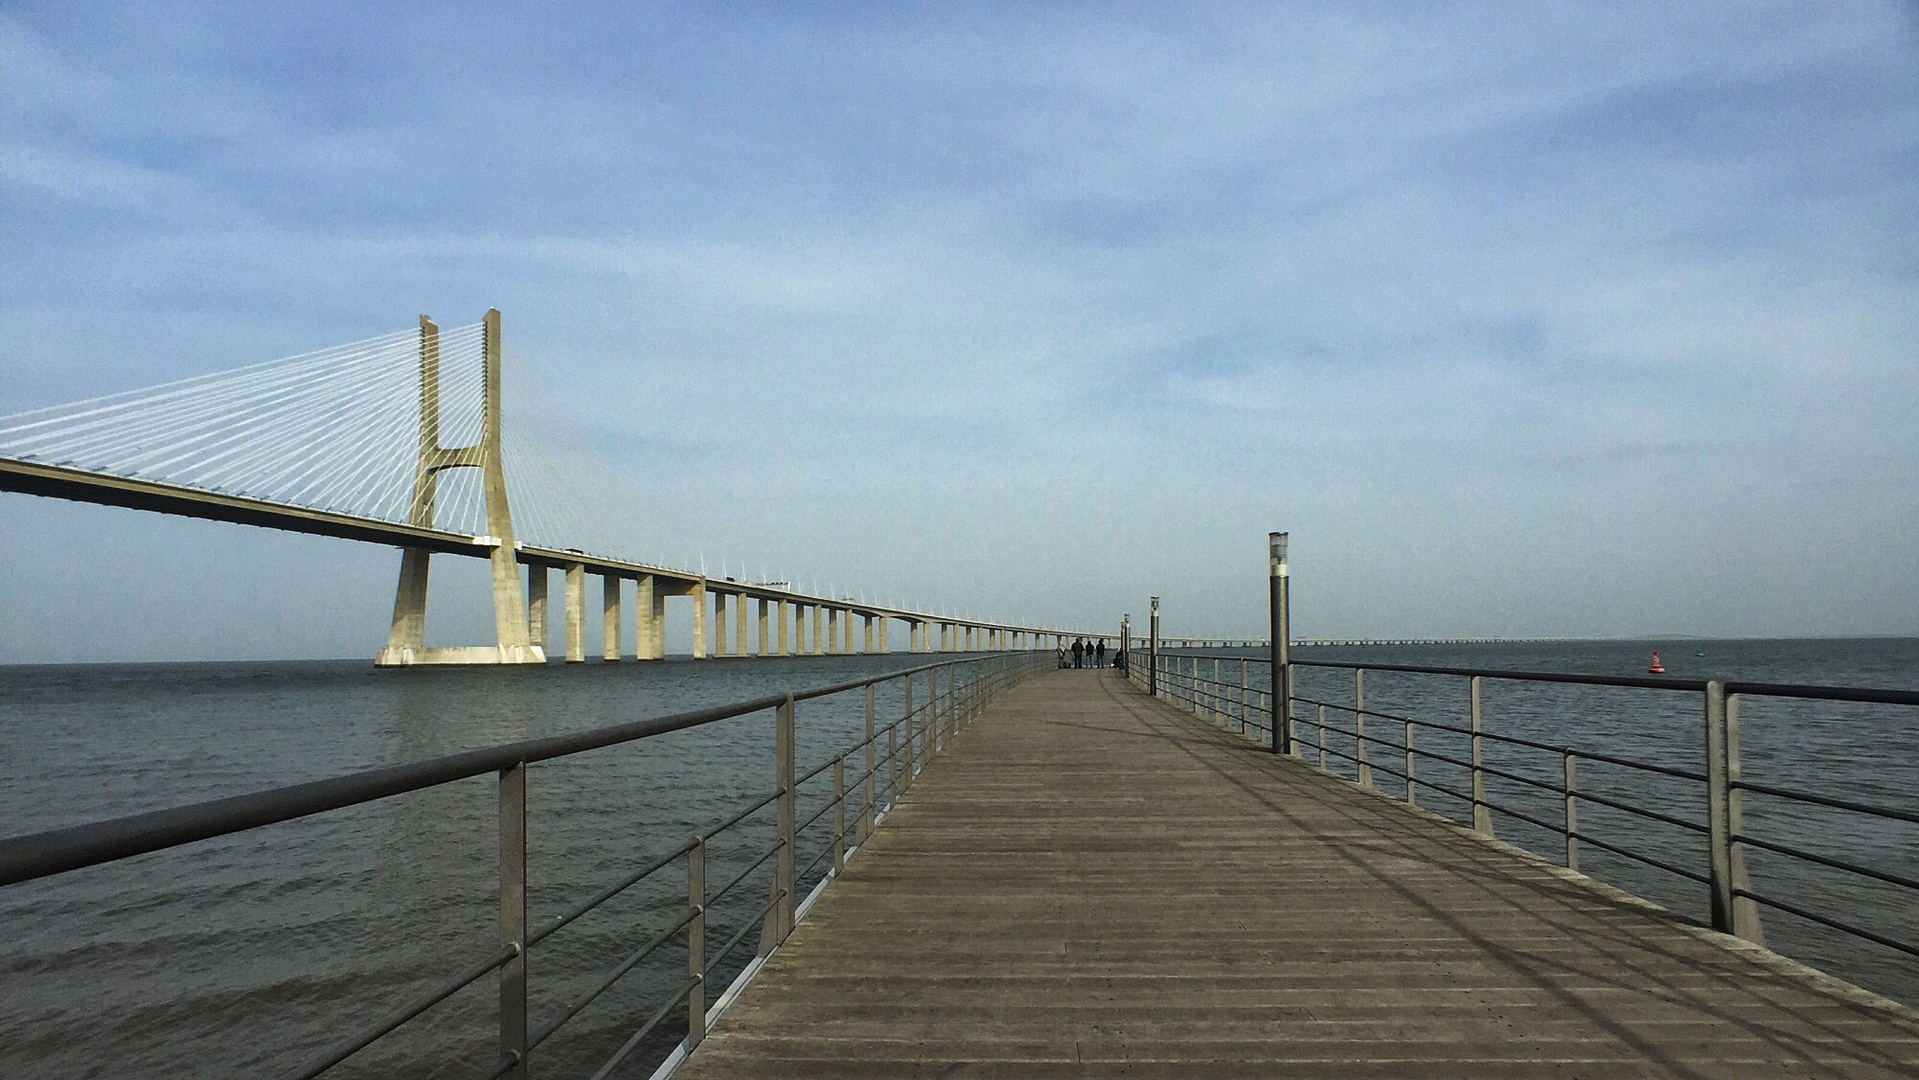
left=673, top=668, right=1919, bottom=1079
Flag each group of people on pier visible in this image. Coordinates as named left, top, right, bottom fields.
left=1062, top=637, right=1110, bottom=669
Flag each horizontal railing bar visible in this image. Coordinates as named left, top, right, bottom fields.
left=706, top=838, right=784, bottom=907
left=1567, top=828, right=1711, bottom=885
left=584, top=975, right=702, bottom=1080
left=798, top=831, right=840, bottom=882
left=1302, top=704, right=1710, bottom=784
left=1205, top=653, right=1919, bottom=706
left=276, top=943, right=517, bottom=1080
left=526, top=837, right=698, bottom=949
left=1733, top=833, right=1919, bottom=894
left=1305, top=699, right=1709, bottom=784
left=0, top=656, right=1006, bottom=887
left=703, top=888, right=786, bottom=977
left=706, top=788, right=783, bottom=841
left=1568, top=788, right=1708, bottom=835
left=1724, top=682, right=1919, bottom=706
left=1736, top=889, right=1919, bottom=959
left=1734, top=779, right=1919, bottom=826
left=797, top=791, right=840, bottom=836
left=528, top=908, right=698, bottom=1052
left=1294, top=659, right=1711, bottom=692
left=1404, top=776, right=1475, bottom=807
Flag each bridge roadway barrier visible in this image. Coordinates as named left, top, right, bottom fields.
left=670, top=667, right=1919, bottom=1079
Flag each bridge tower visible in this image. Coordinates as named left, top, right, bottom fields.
left=376, top=309, right=545, bottom=666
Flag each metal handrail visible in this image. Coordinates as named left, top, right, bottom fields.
left=6, top=649, right=1052, bottom=1080
left=1144, top=647, right=1919, bottom=979
left=0, top=653, right=999, bottom=888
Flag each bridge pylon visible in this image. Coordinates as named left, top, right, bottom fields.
left=376, top=309, right=545, bottom=666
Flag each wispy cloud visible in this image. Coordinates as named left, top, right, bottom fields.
left=1, top=3, right=1915, bottom=659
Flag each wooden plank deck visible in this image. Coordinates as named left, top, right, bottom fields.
left=672, top=668, right=1919, bottom=1078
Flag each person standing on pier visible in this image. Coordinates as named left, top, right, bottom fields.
left=1096, top=640, right=1107, bottom=666
left=1072, top=638, right=1085, bottom=668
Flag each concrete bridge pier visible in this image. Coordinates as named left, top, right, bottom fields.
left=564, top=563, right=586, bottom=663
left=733, top=594, right=748, bottom=657
left=758, top=599, right=770, bottom=657
left=634, top=575, right=661, bottom=660
left=603, top=576, right=622, bottom=661
left=527, top=568, right=548, bottom=649
left=691, top=582, right=707, bottom=659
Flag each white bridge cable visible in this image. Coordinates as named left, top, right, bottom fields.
left=0, top=323, right=493, bottom=527
left=1, top=327, right=950, bottom=613
left=262, top=328, right=486, bottom=524
left=0, top=332, right=429, bottom=466
left=0, top=327, right=421, bottom=429
left=127, top=350, right=416, bottom=494
left=0, top=335, right=415, bottom=467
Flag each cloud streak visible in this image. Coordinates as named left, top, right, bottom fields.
left=2, top=2, right=1915, bottom=660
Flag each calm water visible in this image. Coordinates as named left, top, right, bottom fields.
left=2, top=640, right=1916, bottom=1077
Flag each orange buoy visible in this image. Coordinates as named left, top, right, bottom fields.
left=1648, top=651, right=1666, bottom=674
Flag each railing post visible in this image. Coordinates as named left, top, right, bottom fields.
left=832, top=755, right=846, bottom=877
left=686, top=835, right=706, bottom=1051
left=1725, top=692, right=1766, bottom=944
left=1316, top=704, right=1327, bottom=769
left=1354, top=668, right=1372, bottom=789
left=896, top=676, right=910, bottom=794
left=1562, top=752, right=1578, bottom=872
left=1238, top=658, right=1249, bottom=736
left=1404, top=721, right=1417, bottom=806
left=498, top=763, right=528, bottom=1080
left=932, top=668, right=945, bottom=753
left=1706, top=681, right=1734, bottom=934
left=1471, top=676, right=1491, bottom=835
left=775, top=695, right=796, bottom=944
left=861, top=685, right=876, bottom=843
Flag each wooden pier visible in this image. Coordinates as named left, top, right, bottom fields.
left=673, top=668, right=1919, bottom=1078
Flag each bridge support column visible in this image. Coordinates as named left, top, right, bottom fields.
left=565, top=563, right=586, bottom=663
left=865, top=615, right=876, bottom=654
left=826, top=609, right=839, bottom=655
left=811, top=606, right=823, bottom=656
left=778, top=600, right=791, bottom=655
left=603, top=576, right=622, bottom=661
left=691, top=582, right=707, bottom=659
left=634, top=575, right=659, bottom=660
left=527, top=568, right=548, bottom=651
left=758, top=599, right=770, bottom=657
left=734, top=594, right=748, bottom=657
left=714, top=592, right=729, bottom=657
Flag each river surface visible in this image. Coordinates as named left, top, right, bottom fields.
left=2, top=639, right=1916, bottom=1078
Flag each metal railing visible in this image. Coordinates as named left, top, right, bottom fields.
left=0, top=651, right=1050, bottom=1079
left=1133, top=649, right=1919, bottom=989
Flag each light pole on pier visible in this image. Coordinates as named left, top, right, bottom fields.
left=1269, top=532, right=1292, bottom=755
left=1148, top=597, right=1160, bottom=697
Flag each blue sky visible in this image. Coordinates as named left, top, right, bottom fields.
left=2, top=3, right=1916, bottom=660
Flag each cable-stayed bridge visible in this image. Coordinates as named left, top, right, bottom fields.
left=0, top=310, right=1093, bottom=664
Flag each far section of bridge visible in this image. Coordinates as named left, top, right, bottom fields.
left=672, top=668, right=1919, bottom=1078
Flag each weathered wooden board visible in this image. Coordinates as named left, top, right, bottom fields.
left=673, top=669, right=1919, bottom=1078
